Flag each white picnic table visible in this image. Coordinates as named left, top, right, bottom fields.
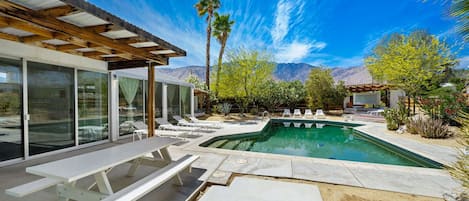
left=25, top=137, right=181, bottom=201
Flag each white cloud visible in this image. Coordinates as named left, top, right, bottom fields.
left=270, top=0, right=327, bottom=63
left=275, top=41, right=326, bottom=62
left=457, top=56, right=469, bottom=69
left=271, top=0, right=293, bottom=44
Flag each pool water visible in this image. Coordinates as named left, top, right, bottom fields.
left=201, top=121, right=442, bottom=168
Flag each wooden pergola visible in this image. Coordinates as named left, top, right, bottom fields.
left=346, top=84, right=394, bottom=93
left=0, top=0, right=186, bottom=136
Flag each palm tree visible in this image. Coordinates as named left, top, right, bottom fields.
left=212, top=13, right=234, bottom=97
left=195, top=0, right=220, bottom=113
left=451, top=0, right=468, bottom=41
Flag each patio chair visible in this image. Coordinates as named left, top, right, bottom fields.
left=293, top=109, right=302, bottom=118
left=283, top=121, right=291, bottom=127
left=156, top=118, right=203, bottom=133
left=185, top=115, right=223, bottom=124
left=293, top=122, right=302, bottom=128
left=314, top=109, right=326, bottom=119
left=303, top=109, right=314, bottom=119
left=304, top=123, right=313, bottom=128
left=130, top=121, right=189, bottom=141
left=282, top=109, right=291, bottom=117
left=173, top=115, right=221, bottom=129
left=368, top=109, right=385, bottom=116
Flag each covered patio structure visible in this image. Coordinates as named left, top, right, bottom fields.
left=0, top=0, right=187, bottom=165
left=344, top=83, right=405, bottom=110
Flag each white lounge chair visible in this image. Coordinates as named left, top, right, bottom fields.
left=156, top=118, right=202, bottom=133
left=293, top=109, right=302, bottom=118
left=186, top=115, right=222, bottom=124
left=293, top=122, right=302, bottom=128
left=283, top=122, right=291, bottom=127
left=368, top=109, right=385, bottom=116
left=304, top=123, right=313, bottom=128
left=174, top=115, right=221, bottom=129
left=314, top=109, right=326, bottom=119
left=131, top=121, right=188, bottom=141
left=303, top=109, right=314, bottom=119
left=282, top=109, right=291, bottom=117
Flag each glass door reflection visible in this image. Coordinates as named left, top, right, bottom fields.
left=28, top=62, right=75, bottom=155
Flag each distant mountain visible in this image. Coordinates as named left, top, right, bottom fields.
left=157, top=63, right=373, bottom=85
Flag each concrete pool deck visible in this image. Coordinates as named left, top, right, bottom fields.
left=0, top=117, right=461, bottom=200
left=168, top=117, right=461, bottom=198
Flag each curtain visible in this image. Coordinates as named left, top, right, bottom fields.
left=180, top=86, right=190, bottom=115
left=119, top=77, right=139, bottom=107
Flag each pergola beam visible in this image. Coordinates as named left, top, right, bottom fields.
left=61, top=0, right=186, bottom=57
left=0, top=1, right=168, bottom=64
left=108, top=59, right=150, bottom=70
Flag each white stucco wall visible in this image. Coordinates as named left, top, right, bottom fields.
left=389, top=89, right=406, bottom=108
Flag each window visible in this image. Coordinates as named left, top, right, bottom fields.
left=180, top=86, right=191, bottom=116
left=166, top=84, right=180, bottom=120
left=77, top=70, right=108, bottom=144
left=118, top=77, right=143, bottom=136
left=0, top=57, right=22, bottom=161
left=28, top=61, right=75, bottom=155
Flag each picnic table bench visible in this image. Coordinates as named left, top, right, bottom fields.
left=6, top=137, right=199, bottom=201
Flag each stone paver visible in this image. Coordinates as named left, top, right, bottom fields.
left=199, top=177, right=323, bottom=201
left=292, top=159, right=362, bottom=186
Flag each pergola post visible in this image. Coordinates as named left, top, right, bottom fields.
left=147, top=62, right=156, bottom=137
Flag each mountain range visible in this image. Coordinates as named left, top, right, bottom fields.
left=156, top=63, right=373, bottom=85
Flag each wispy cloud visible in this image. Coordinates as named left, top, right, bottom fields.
left=271, top=0, right=293, bottom=44
left=270, top=0, right=326, bottom=63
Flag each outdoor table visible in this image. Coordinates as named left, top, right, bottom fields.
left=26, top=137, right=181, bottom=200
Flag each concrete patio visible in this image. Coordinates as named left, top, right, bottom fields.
left=0, top=117, right=462, bottom=200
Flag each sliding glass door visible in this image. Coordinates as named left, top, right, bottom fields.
left=78, top=70, right=108, bottom=144
left=180, top=86, right=191, bottom=116
left=118, top=77, right=144, bottom=136
left=0, top=58, right=23, bottom=161
left=27, top=62, right=75, bottom=155
left=167, top=84, right=180, bottom=120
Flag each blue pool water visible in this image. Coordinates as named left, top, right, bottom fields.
left=201, top=120, right=442, bottom=168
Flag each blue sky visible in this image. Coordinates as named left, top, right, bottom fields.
left=89, top=0, right=467, bottom=68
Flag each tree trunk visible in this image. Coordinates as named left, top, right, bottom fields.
left=215, top=39, right=226, bottom=98
left=407, top=96, right=411, bottom=116
left=205, top=13, right=212, bottom=114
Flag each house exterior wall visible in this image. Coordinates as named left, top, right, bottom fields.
left=0, top=39, right=193, bottom=166
left=390, top=89, right=406, bottom=108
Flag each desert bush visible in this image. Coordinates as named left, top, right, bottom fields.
left=418, top=118, right=452, bottom=138
left=406, top=116, right=426, bottom=134
left=218, top=103, right=232, bottom=116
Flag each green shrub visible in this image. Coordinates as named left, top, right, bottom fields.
left=212, top=104, right=220, bottom=114
left=249, top=107, right=258, bottom=115
left=384, top=107, right=407, bottom=130
left=418, top=118, right=452, bottom=138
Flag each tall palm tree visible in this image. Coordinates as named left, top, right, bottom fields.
left=451, top=0, right=468, bottom=41
left=212, top=13, right=234, bottom=97
left=195, top=0, right=220, bottom=112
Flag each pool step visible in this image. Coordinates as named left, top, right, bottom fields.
left=221, top=140, right=241, bottom=149
left=209, top=140, right=228, bottom=148
left=235, top=140, right=255, bottom=151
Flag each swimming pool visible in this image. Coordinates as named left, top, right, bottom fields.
left=201, top=120, right=442, bottom=168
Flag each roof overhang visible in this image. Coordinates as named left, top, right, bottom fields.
left=0, top=0, right=186, bottom=69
